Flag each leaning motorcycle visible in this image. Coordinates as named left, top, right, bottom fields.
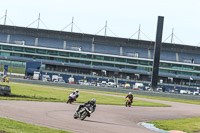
left=125, top=97, right=131, bottom=107
left=1, top=77, right=9, bottom=83
left=67, top=96, right=76, bottom=104
left=73, top=106, right=91, bottom=120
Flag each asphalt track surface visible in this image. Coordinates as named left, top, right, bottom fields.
left=0, top=96, right=200, bottom=132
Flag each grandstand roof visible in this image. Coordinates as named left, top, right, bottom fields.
left=0, top=24, right=199, bottom=54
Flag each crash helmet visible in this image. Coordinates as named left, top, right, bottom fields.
left=75, top=89, right=79, bottom=92
left=129, top=92, right=132, bottom=95
left=91, top=98, right=96, bottom=104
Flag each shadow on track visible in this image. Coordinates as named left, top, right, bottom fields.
left=84, top=119, right=126, bottom=127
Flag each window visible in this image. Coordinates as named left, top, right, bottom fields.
left=13, top=47, right=23, bottom=52
left=93, top=55, right=104, bottom=60
left=25, top=48, right=35, bottom=53
left=115, top=58, right=125, bottom=63
left=59, top=52, right=69, bottom=57
left=103, top=63, right=114, bottom=67
left=37, top=49, right=46, bottom=54
left=1, top=52, right=10, bottom=56
left=47, top=50, right=57, bottom=55
left=127, top=59, right=137, bottom=64
left=70, top=53, right=80, bottom=57
left=2, top=46, right=12, bottom=50
left=138, top=60, right=148, bottom=65
left=104, top=56, right=114, bottom=61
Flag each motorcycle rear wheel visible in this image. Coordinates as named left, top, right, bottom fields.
left=73, top=112, right=78, bottom=119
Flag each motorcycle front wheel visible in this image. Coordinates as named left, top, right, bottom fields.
left=80, top=111, right=88, bottom=120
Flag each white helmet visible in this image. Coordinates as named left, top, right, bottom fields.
left=129, top=92, right=132, bottom=95
left=75, top=89, right=79, bottom=92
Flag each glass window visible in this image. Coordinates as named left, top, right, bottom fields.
left=126, top=66, right=137, bottom=69
left=25, top=48, right=35, bottom=53
left=2, top=46, right=12, bottom=50
left=104, top=56, right=114, bottom=61
left=127, top=59, right=137, bottom=64
left=137, top=66, right=146, bottom=70
left=115, top=64, right=125, bottom=69
left=12, top=53, right=21, bottom=57
left=47, top=50, right=57, bottom=55
left=93, top=55, right=104, bottom=60
left=160, top=63, right=171, bottom=68
left=181, top=65, right=193, bottom=71
left=115, top=58, right=125, bottom=63
left=70, top=53, right=80, bottom=57
left=1, top=52, right=10, bottom=56
left=138, top=60, right=148, bottom=65
left=13, top=47, right=23, bottom=52
left=80, top=60, right=91, bottom=65
left=93, top=62, right=102, bottom=66
left=70, top=60, right=80, bottom=63
left=37, top=49, right=46, bottom=54
left=103, top=63, right=114, bottom=67
left=80, top=54, right=92, bottom=59
left=59, top=52, right=69, bottom=57
left=194, top=66, right=200, bottom=71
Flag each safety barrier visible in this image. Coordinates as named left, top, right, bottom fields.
left=0, top=85, right=11, bottom=96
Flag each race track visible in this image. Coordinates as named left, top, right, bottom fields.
left=0, top=97, right=200, bottom=133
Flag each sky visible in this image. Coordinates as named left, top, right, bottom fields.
left=0, top=0, right=200, bottom=46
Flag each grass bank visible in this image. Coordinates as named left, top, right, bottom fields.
left=0, top=117, right=71, bottom=133
left=0, top=82, right=169, bottom=107
left=149, top=117, right=200, bottom=133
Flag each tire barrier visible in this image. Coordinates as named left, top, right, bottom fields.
left=0, top=85, right=11, bottom=96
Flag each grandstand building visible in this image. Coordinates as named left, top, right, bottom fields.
left=0, top=24, right=200, bottom=85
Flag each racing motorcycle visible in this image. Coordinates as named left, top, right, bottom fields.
left=125, top=97, right=131, bottom=107
left=67, top=96, right=76, bottom=104
left=1, top=76, right=9, bottom=83
left=73, top=106, right=92, bottom=120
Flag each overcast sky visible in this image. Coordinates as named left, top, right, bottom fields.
left=0, top=0, right=200, bottom=46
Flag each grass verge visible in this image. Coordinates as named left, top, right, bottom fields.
left=134, top=95, right=200, bottom=105
left=0, top=82, right=169, bottom=107
left=148, top=117, right=200, bottom=133
left=0, top=117, right=71, bottom=133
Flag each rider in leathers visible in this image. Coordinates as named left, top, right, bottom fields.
left=126, top=92, right=133, bottom=103
left=67, top=89, right=79, bottom=103
left=76, top=98, right=96, bottom=117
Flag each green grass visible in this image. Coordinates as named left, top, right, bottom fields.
left=0, top=66, right=25, bottom=74
left=0, top=82, right=169, bottom=107
left=63, top=86, right=200, bottom=106
left=0, top=117, right=71, bottom=133
left=134, top=95, right=200, bottom=105
left=148, top=117, right=200, bottom=133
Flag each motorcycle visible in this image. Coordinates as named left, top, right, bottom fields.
left=125, top=97, right=131, bottom=107
left=73, top=106, right=92, bottom=120
left=67, top=96, right=76, bottom=104
left=1, top=77, right=9, bottom=83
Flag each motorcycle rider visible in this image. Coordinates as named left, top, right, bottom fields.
left=126, top=92, right=133, bottom=103
left=67, top=89, right=79, bottom=103
left=76, top=98, right=96, bottom=117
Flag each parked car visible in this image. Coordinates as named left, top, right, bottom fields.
left=193, top=91, right=200, bottom=95
left=156, top=86, right=166, bottom=92
left=124, top=83, right=131, bottom=89
left=107, top=82, right=117, bottom=88
left=133, top=83, right=144, bottom=90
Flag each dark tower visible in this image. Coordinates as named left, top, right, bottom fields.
left=151, top=16, right=164, bottom=90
